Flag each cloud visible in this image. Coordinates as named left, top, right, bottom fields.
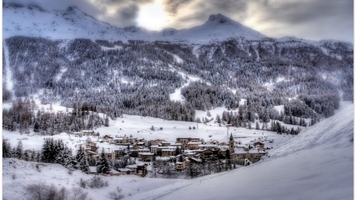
left=91, top=0, right=156, bottom=27
left=163, top=0, right=248, bottom=28
left=258, top=0, right=352, bottom=24
left=163, top=0, right=192, bottom=14
left=249, top=0, right=353, bottom=42
left=119, top=4, right=139, bottom=21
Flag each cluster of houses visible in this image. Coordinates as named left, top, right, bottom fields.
left=75, top=130, right=269, bottom=177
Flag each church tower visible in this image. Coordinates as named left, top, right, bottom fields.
left=229, top=133, right=235, bottom=154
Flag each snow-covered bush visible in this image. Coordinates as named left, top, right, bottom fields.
left=88, top=176, right=109, bottom=188
left=26, top=183, right=89, bottom=200
left=109, top=187, right=125, bottom=200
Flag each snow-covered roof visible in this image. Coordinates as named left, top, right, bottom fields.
left=190, top=157, right=202, bottom=162
left=249, top=149, right=267, bottom=154
left=162, top=149, right=175, bottom=152
left=82, top=130, right=94, bottom=132
left=139, top=152, right=155, bottom=156
left=187, top=142, right=201, bottom=145
left=126, top=165, right=137, bottom=169
left=217, top=146, right=228, bottom=151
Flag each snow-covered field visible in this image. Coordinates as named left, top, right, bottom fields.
left=2, top=104, right=293, bottom=155
left=2, top=158, right=181, bottom=200
left=2, top=102, right=353, bottom=200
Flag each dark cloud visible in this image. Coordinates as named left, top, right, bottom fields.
left=93, top=0, right=154, bottom=27
left=163, top=0, right=192, bottom=14
left=97, top=0, right=153, bottom=6
left=118, top=4, right=139, bottom=26
left=168, top=0, right=247, bottom=28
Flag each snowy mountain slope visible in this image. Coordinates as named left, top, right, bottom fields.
left=169, top=14, right=266, bottom=42
left=3, top=3, right=265, bottom=42
left=125, top=101, right=354, bottom=200
left=2, top=3, right=154, bottom=41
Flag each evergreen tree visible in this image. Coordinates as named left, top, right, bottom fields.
left=226, top=149, right=230, bottom=160
left=3, top=139, right=12, bottom=158
left=30, top=150, right=36, bottom=161
left=57, top=145, right=73, bottom=167
left=35, top=151, right=41, bottom=162
left=15, top=140, right=23, bottom=159
left=41, top=138, right=56, bottom=163
left=261, top=108, right=270, bottom=123
left=104, top=116, right=109, bottom=127
left=216, top=114, right=221, bottom=124
left=24, top=150, right=30, bottom=161
left=175, top=146, right=180, bottom=156
left=96, top=148, right=111, bottom=174
left=76, top=145, right=89, bottom=173
left=33, top=121, right=40, bottom=132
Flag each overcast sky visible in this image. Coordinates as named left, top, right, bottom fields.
left=4, top=0, right=354, bottom=42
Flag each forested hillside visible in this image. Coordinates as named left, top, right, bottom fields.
left=2, top=35, right=352, bottom=135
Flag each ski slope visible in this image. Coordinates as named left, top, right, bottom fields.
left=125, top=101, right=354, bottom=200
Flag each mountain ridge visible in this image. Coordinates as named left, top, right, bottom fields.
left=2, top=3, right=278, bottom=42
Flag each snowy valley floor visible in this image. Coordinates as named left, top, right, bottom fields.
left=2, top=102, right=354, bottom=200
left=126, top=101, right=354, bottom=200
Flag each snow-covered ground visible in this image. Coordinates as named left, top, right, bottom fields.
left=2, top=158, right=181, bottom=200
left=168, top=67, right=203, bottom=102
left=3, top=39, right=15, bottom=99
left=2, top=108, right=291, bottom=155
left=124, top=101, right=353, bottom=200
left=2, top=102, right=353, bottom=200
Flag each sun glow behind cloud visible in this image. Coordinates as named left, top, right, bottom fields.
left=137, top=0, right=169, bottom=31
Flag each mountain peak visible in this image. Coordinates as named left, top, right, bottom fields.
left=63, top=6, right=83, bottom=16
left=208, top=14, right=231, bottom=24
left=65, top=6, right=79, bottom=12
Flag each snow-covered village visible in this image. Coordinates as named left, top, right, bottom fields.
left=2, top=101, right=353, bottom=200
left=3, top=98, right=292, bottom=178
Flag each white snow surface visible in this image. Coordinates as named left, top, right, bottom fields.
left=2, top=158, right=182, bottom=200
left=2, top=102, right=354, bottom=200
left=168, top=69, right=203, bottom=102
left=2, top=102, right=353, bottom=200
left=125, top=101, right=354, bottom=200
left=3, top=40, right=14, bottom=98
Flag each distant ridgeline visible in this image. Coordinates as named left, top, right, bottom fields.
left=2, top=35, right=352, bottom=134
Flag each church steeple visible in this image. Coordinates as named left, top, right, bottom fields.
left=229, top=133, right=235, bottom=154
